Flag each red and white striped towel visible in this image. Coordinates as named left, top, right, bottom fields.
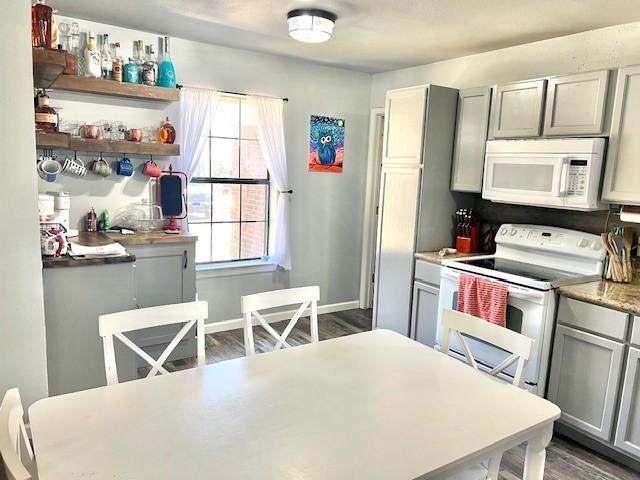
left=457, top=274, right=508, bottom=327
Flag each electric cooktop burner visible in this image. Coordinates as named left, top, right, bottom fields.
left=460, top=257, right=579, bottom=283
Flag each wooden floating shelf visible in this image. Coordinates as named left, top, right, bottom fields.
left=32, top=47, right=67, bottom=89
left=50, top=75, right=180, bottom=102
left=35, top=132, right=180, bottom=156
left=36, top=132, right=70, bottom=149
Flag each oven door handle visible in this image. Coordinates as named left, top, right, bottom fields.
left=441, top=268, right=546, bottom=302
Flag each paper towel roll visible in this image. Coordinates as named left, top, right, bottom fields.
left=620, top=206, right=640, bottom=224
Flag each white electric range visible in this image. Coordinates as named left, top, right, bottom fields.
left=437, top=224, right=606, bottom=396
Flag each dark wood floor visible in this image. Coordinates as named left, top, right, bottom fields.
left=166, top=308, right=640, bottom=479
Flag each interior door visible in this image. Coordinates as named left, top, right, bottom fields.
left=373, top=166, right=421, bottom=335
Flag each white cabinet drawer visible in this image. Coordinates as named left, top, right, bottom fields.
left=557, top=297, right=629, bottom=340
left=414, top=260, right=441, bottom=286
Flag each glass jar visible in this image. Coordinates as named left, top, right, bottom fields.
left=159, top=117, right=176, bottom=144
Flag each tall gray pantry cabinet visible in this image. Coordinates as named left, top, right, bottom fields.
left=373, top=84, right=459, bottom=336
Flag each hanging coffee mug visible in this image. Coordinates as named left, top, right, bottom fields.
left=38, top=157, right=62, bottom=183
left=92, top=158, right=112, bottom=177
left=143, top=160, right=161, bottom=178
left=117, top=157, right=134, bottom=176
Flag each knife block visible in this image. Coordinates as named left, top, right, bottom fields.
left=456, top=225, right=480, bottom=254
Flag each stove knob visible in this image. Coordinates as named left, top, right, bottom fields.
left=577, top=238, right=589, bottom=248
left=500, top=227, right=508, bottom=236
left=510, top=229, right=517, bottom=236
left=590, top=242, right=602, bottom=251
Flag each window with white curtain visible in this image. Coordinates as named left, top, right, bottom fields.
left=187, top=95, right=271, bottom=264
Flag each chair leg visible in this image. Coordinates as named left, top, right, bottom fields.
left=244, top=312, right=255, bottom=355
left=486, top=452, right=503, bottom=480
left=310, top=301, right=319, bottom=343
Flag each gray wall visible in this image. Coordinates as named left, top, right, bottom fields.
left=0, top=0, right=49, bottom=407
left=43, top=16, right=373, bottom=322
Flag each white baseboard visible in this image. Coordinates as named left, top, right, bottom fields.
left=204, top=300, right=360, bottom=334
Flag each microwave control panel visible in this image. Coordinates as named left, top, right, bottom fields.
left=567, top=159, right=588, bottom=196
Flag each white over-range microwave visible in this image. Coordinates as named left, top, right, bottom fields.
left=482, top=138, right=606, bottom=211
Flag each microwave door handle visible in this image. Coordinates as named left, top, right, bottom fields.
left=555, top=157, right=571, bottom=197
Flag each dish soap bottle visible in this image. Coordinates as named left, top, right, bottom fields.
left=84, top=32, right=102, bottom=78
left=159, top=117, right=176, bottom=144
left=157, top=36, right=176, bottom=88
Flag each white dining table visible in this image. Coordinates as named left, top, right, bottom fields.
left=29, top=329, right=560, bottom=479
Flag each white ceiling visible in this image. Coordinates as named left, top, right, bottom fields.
left=52, top=0, right=640, bottom=73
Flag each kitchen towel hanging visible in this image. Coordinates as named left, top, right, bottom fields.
left=457, top=274, right=508, bottom=328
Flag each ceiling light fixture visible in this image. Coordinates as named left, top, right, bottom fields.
left=287, top=8, right=337, bottom=44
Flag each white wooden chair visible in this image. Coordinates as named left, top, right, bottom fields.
left=0, top=389, right=36, bottom=480
left=242, top=286, right=320, bottom=355
left=439, top=309, right=535, bottom=480
left=98, top=301, right=208, bottom=386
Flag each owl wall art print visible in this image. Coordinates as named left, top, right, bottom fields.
left=309, top=115, right=345, bottom=173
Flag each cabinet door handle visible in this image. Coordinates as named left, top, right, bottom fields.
left=183, top=250, right=188, bottom=269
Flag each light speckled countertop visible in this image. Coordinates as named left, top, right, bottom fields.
left=414, top=250, right=484, bottom=265
left=558, top=278, right=640, bottom=316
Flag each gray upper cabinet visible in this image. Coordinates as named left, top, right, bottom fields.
left=602, top=65, right=640, bottom=205
left=382, top=86, right=427, bottom=166
left=543, top=70, right=610, bottom=136
left=615, top=347, right=640, bottom=458
left=490, top=79, right=546, bottom=138
left=548, top=324, right=624, bottom=441
left=451, top=87, right=491, bottom=192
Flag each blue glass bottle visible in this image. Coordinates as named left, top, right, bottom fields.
left=123, top=58, right=139, bottom=84
left=157, top=36, right=176, bottom=88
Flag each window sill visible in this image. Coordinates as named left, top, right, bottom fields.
left=196, top=259, right=277, bottom=279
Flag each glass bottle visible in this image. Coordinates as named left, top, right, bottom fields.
left=70, top=22, right=84, bottom=76
left=84, top=32, right=102, bottom=78
left=159, top=117, right=176, bottom=144
left=123, top=58, right=139, bottom=84
left=35, top=90, right=58, bottom=132
left=112, top=43, right=123, bottom=83
left=157, top=36, right=176, bottom=88
left=133, top=40, right=144, bottom=84
left=31, top=0, right=53, bottom=48
left=100, top=33, right=112, bottom=80
left=142, top=44, right=156, bottom=86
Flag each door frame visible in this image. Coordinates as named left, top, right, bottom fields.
left=359, top=107, right=386, bottom=309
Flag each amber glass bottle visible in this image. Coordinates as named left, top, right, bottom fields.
left=159, top=117, right=176, bottom=144
left=35, top=90, right=58, bottom=132
left=32, top=0, right=53, bottom=48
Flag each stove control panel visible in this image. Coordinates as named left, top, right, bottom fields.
left=495, top=224, right=605, bottom=261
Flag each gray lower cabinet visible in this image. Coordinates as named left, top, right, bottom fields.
left=547, top=324, right=624, bottom=441
left=602, top=65, right=640, bottom=205
left=450, top=87, right=491, bottom=192
left=615, top=347, right=640, bottom=457
left=490, top=79, right=546, bottom=138
left=410, top=281, right=440, bottom=348
left=126, top=242, right=197, bottom=360
left=543, top=70, right=610, bottom=136
left=43, top=263, right=138, bottom=395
